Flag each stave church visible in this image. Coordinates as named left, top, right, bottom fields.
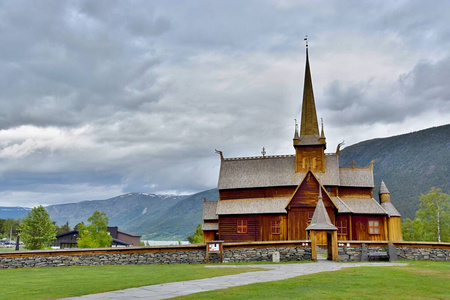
left=202, top=44, right=402, bottom=245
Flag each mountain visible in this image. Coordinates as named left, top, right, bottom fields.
left=339, top=124, right=450, bottom=219
left=47, top=189, right=219, bottom=240
left=6, top=124, right=449, bottom=238
left=0, top=207, right=31, bottom=219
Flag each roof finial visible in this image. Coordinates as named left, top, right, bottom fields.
left=294, top=119, right=299, bottom=139
left=261, top=147, right=266, bottom=158
left=320, top=117, right=325, bottom=138
left=215, top=149, right=224, bottom=161
left=304, top=34, right=308, bottom=48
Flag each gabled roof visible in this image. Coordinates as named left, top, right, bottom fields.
left=332, top=197, right=387, bottom=215
left=216, top=197, right=289, bottom=215
left=218, top=153, right=374, bottom=190
left=203, top=201, right=218, bottom=220
left=285, top=170, right=338, bottom=209
left=339, top=167, right=374, bottom=187
left=218, top=154, right=344, bottom=189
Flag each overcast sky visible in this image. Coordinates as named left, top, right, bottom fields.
left=1, top=1, right=449, bottom=207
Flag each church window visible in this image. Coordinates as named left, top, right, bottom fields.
left=368, top=220, right=380, bottom=234
left=237, top=219, right=248, bottom=234
left=271, top=220, right=281, bottom=234
left=312, top=157, right=317, bottom=169
left=337, top=220, right=347, bottom=235
left=302, top=157, right=307, bottom=169
left=306, top=212, right=314, bottom=227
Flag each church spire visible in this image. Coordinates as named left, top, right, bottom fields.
left=293, top=38, right=327, bottom=173
left=300, top=46, right=320, bottom=138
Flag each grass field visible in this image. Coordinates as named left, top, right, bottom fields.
left=0, top=264, right=262, bottom=299
left=0, top=261, right=448, bottom=299
left=177, top=261, right=450, bottom=300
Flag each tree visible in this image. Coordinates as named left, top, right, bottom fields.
left=1, top=218, right=21, bottom=238
left=77, top=211, right=112, bottom=248
left=56, top=221, right=72, bottom=235
left=402, top=188, right=450, bottom=242
left=187, top=224, right=203, bottom=244
left=416, top=187, right=450, bottom=242
left=19, top=206, right=57, bottom=250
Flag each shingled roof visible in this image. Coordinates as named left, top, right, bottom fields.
left=332, top=197, right=387, bottom=215
left=202, top=223, right=219, bottom=231
left=339, top=167, right=374, bottom=187
left=381, top=202, right=401, bottom=217
left=306, top=196, right=337, bottom=231
left=218, top=154, right=373, bottom=189
left=216, top=197, right=289, bottom=215
left=203, top=201, right=218, bottom=220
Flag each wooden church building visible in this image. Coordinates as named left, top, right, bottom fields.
left=202, top=45, right=402, bottom=244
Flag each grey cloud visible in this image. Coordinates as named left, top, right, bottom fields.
left=0, top=1, right=449, bottom=206
left=322, top=55, right=450, bottom=127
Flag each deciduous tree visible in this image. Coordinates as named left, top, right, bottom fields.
left=19, top=206, right=57, bottom=250
left=187, top=224, right=203, bottom=244
left=402, top=188, right=450, bottom=242
left=77, top=211, right=112, bottom=248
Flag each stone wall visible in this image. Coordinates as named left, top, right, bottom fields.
left=223, top=246, right=311, bottom=263
left=338, top=242, right=450, bottom=262
left=0, top=250, right=207, bottom=269
left=1, top=241, right=449, bottom=269
left=338, top=244, right=386, bottom=262
left=0, top=242, right=312, bottom=269
left=397, top=247, right=450, bottom=261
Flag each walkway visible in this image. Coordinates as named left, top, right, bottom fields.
left=64, top=261, right=407, bottom=300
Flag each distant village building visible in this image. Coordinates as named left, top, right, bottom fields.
left=202, top=45, right=402, bottom=245
left=54, top=226, right=141, bottom=248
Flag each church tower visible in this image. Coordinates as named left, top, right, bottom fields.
left=294, top=42, right=326, bottom=173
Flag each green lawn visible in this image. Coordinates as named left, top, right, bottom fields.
left=177, top=261, right=450, bottom=300
left=0, top=261, right=448, bottom=299
left=0, top=264, right=262, bottom=299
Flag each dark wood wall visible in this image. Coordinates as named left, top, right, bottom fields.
left=338, top=187, right=373, bottom=198
left=220, top=186, right=295, bottom=200
left=288, top=172, right=334, bottom=208
left=219, top=214, right=288, bottom=242
left=351, top=215, right=387, bottom=241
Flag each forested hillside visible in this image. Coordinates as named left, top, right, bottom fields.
left=47, top=189, right=219, bottom=240
left=5, top=124, right=448, bottom=239
left=340, top=124, right=450, bottom=219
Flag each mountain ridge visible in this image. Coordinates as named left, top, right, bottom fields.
left=2, top=124, right=448, bottom=238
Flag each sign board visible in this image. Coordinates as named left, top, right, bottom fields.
left=206, top=240, right=224, bottom=263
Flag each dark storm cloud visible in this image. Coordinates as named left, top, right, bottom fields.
left=0, top=0, right=170, bottom=129
left=0, top=1, right=449, bottom=206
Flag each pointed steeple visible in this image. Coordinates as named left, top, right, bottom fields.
left=306, top=187, right=337, bottom=231
left=293, top=39, right=326, bottom=173
left=300, top=46, right=320, bottom=138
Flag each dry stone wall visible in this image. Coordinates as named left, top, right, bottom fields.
left=223, top=246, right=311, bottom=263
left=397, top=247, right=450, bottom=261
